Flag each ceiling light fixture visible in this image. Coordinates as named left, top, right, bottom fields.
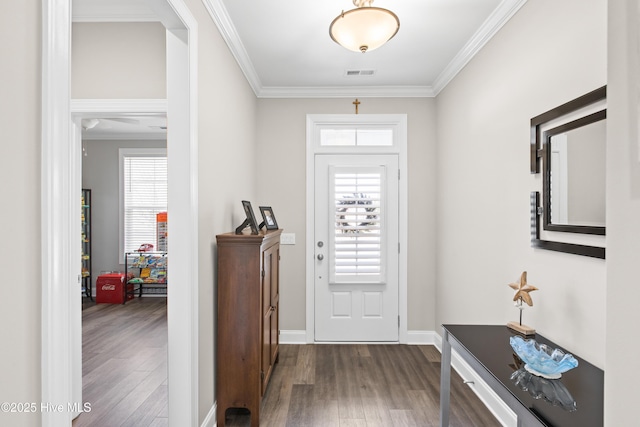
left=329, top=0, right=400, bottom=53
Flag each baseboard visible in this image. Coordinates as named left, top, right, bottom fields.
left=406, top=330, right=438, bottom=345
left=201, top=402, right=216, bottom=427
left=281, top=330, right=440, bottom=345
left=280, top=330, right=307, bottom=344
left=433, top=333, right=517, bottom=427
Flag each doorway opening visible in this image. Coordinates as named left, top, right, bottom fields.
left=72, top=103, right=168, bottom=425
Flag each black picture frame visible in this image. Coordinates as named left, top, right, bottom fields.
left=259, top=206, right=279, bottom=230
left=235, top=200, right=259, bottom=235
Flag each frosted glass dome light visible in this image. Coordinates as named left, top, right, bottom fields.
left=329, top=0, right=400, bottom=53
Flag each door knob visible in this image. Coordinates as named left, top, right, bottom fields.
left=317, top=254, right=324, bottom=261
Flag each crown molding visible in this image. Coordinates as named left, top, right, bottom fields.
left=432, top=0, right=528, bottom=95
left=201, top=0, right=263, bottom=95
left=257, top=85, right=435, bottom=99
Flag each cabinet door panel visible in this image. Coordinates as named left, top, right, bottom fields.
left=270, top=245, right=279, bottom=364
left=271, top=302, right=279, bottom=366
left=262, top=246, right=273, bottom=317
left=262, top=308, right=271, bottom=394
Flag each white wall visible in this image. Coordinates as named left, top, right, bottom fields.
left=255, top=98, right=437, bottom=332
left=0, top=1, right=41, bottom=426
left=436, top=0, right=607, bottom=368
left=186, top=0, right=259, bottom=420
left=81, top=139, right=167, bottom=293
left=605, top=1, right=640, bottom=425
left=72, top=22, right=166, bottom=99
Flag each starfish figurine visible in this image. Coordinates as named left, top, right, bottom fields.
left=507, top=271, right=538, bottom=335
left=509, top=271, right=538, bottom=306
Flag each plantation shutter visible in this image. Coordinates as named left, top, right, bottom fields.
left=329, top=165, right=386, bottom=284
left=123, top=156, right=168, bottom=253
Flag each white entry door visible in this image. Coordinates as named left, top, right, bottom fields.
left=315, top=154, right=399, bottom=341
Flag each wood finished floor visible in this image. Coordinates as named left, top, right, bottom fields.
left=73, top=297, right=168, bottom=427
left=225, top=344, right=500, bottom=427
left=74, top=298, right=499, bottom=427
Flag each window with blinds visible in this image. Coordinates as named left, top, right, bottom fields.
left=122, top=153, right=167, bottom=255
left=330, top=166, right=386, bottom=284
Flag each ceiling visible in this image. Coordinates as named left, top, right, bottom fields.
left=72, top=0, right=526, bottom=137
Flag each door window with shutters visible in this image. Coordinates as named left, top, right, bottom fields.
left=330, top=166, right=386, bottom=284
left=119, top=148, right=167, bottom=260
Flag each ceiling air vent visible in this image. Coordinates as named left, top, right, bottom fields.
left=345, top=69, right=376, bottom=77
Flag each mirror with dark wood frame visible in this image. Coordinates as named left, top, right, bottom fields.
left=543, top=110, right=606, bottom=234
left=530, top=86, right=606, bottom=259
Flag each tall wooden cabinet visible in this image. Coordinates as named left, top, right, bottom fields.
left=216, top=229, right=281, bottom=427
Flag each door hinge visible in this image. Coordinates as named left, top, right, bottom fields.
left=398, top=242, right=400, bottom=254
left=398, top=316, right=400, bottom=327
left=261, top=371, right=265, bottom=381
left=398, top=169, right=401, bottom=180
left=261, top=269, right=265, bottom=278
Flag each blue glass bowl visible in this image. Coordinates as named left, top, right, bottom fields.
left=510, top=336, right=578, bottom=379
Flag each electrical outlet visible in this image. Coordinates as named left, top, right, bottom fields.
left=281, top=233, right=295, bottom=245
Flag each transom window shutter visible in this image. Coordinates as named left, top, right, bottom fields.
left=329, top=166, right=386, bottom=284
left=123, top=156, right=168, bottom=254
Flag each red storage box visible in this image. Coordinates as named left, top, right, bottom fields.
left=96, top=273, right=133, bottom=304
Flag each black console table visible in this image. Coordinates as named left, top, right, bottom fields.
left=440, top=325, right=603, bottom=427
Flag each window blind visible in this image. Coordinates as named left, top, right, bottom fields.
left=123, top=156, right=167, bottom=254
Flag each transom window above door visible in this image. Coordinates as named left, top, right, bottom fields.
left=320, top=128, right=393, bottom=146
left=308, top=114, right=403, bottom=154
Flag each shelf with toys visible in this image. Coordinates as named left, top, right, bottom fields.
left=124, top=251, right=168, bottom=302
left=81, top=189, right=92, bottom=300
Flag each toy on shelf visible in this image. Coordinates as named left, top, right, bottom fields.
left=124, top=251, right=168, bottom=301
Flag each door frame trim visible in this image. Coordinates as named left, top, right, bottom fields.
left=41, top=2, right=199, bottom=425
left=305, top=114, right=408, bottom=343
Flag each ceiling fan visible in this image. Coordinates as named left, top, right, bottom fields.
left=81, top=117, right=141, bottom=130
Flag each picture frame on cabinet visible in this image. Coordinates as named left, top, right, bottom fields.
left=235, top=200, right=260, bottom=235
left=259, top=206, right=279, bottom=230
